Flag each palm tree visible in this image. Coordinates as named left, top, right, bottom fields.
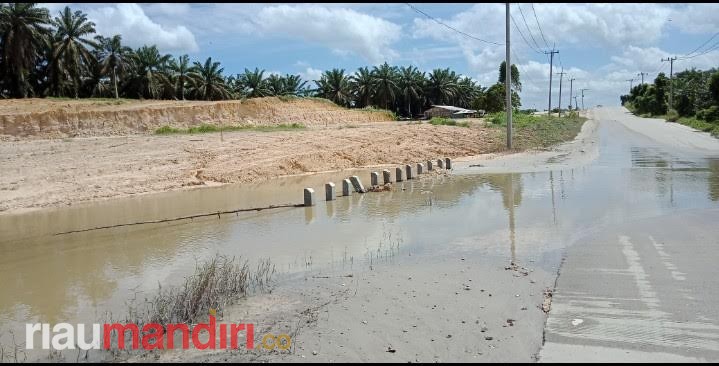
left=456, top=76, right=480, bottom=109
left=371, top=62, right=399, bottom=110
left=425, top=68, right=458, bottom=106
left=127, top=45, right=171, bottom=99
left=0, top=3, right=51, bottom=97
left=187, top=57, right=231, bottom=101
left=282, top=74, right=307, bottom=96
left=96, top=34, right=132, bottom=99
left=50, top=6, right=98, bottom=98
left=168, top=54, right=191, bottom=100
left=314, top=68, right=351, bottom=107
left=239, top=67, right=269, bottom=98
left=265, top=73, right=285, bottom=96
left=350, top=67, right=373, bottom=108
left=398, top=66, right=424, bottom=117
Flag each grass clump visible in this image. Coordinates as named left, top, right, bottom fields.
left=154, top=123, right=305, bottom=135
left=428, top=117, right=469, bottom=127
left=488, top=110, right=587, bottom=149
left=126, top=254, right=275, bottom=326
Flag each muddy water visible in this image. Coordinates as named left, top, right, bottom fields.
left=1, top=117, right=719, bottom=359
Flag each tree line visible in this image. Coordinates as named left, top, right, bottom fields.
left=620, top=68, right=719, bottom=123
left=1, top=3, right=521, bottom=117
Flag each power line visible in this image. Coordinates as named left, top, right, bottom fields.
left=530, top=3, right=551, bottom=49
left=510, top=13, right=542, bottom=54
left=681, top=31, right=719, bottom=58
left=404, top=3, right=503, bottom=46
left=678, top=38, right=719, bottom=60
left=516, top=4, right=543, bottom=52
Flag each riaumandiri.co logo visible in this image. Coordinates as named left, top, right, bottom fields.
left=25, top=314, right=291, bottom=351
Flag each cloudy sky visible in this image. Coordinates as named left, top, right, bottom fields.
left=40, top=3, right=719, bottom=109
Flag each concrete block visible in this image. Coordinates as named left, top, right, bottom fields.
left=349, top=175, right=367, bottom=193
left=303, top=188, right=315, bottom=206
left=396, top=167, right=404, bottom=182
left=445, top=157, right=452, bottom=169
left=383, top=169, right=391, bottom=184
left=417, top=163, right=424, bottom=175
left=371, top=172, right=380, bottom=186
left=437, top=159, right=444, bottom=169
left=405, top=164, right=413, bottom=180
left=325, top=182, right=335, bottom=201
left=427, top=160, right=433, bottom=171
left=342, top=179, right=352, bottom=196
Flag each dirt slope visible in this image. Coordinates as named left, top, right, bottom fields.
left=0, top=97, right=394, bottom=138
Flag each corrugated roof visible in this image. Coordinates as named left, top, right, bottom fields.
left=429, top=105, right=477, bottom=114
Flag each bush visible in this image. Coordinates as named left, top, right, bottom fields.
left=666, top=108, right=679, bottom=122
left=188, top=124, right=219, bottom=133
left=428, top=117, right=469, bottom=127
left=698, top=106, right=719, bottom=123
left=155, top=125, right=181, bottom=134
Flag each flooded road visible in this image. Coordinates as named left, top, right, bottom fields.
left=1, top=107, right=718, bottom=361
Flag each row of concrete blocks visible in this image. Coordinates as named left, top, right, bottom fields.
left=303, top=158, right=452, bottom=206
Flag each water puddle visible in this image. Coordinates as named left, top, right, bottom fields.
left=1, top=117, right=719, bottom=360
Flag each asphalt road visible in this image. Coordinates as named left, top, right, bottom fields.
left=539, top=107, right=719, bottom=362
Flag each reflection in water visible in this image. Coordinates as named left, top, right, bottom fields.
left=479, top=174, right=523, bottom=263
left=710, top=159, right=719, bottom=201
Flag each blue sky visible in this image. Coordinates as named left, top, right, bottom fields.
left=41, top=3, right=719, bottom=109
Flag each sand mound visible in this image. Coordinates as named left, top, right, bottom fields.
left=0, top=97, right=395, bottom=139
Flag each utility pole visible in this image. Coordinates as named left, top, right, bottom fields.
left=569, top=78, right=576, bottom=110
left=544, top=47, right=560, bottom=115
left=661, top=56, right=677, bottom=109
left=580, top=88, right=589, bottom=110
left=626, top=78, right=634, bottom=92
left=574, top=96, right=579, bottom=112
left=637, top=72, right=647, bottom=85
left=556, top=69, right=566, bottom=116
left=505, top=2, right=512, bottom=150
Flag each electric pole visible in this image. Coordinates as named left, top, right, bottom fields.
left=574, top=96, right=579, bottom=112
left=505, top=3, right=512, bottom=149
left=661, top=56, right=677, bottom=109
left=556, top=69, right=566, bottom=116
left=626, top=78, right=634, bottom=92
left=637, top=72, right=647, bottom=85
left=569, top=78, right=575, bottom=110
left=545, top=46, right=559, bottom=115
left=580, top=88, right=589, bottom=110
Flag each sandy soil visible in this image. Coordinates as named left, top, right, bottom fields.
left=0, top=123, right=502, bottom=214
left=0, top=97, right=394, bottom=138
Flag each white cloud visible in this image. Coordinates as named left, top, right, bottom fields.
left=253, top=5, right=402, bottom=64
left=669, top=4, right=719, bottom=34
left=86, top=4, right=198, bottom=53
left=299, top=67, right=324, bottom=82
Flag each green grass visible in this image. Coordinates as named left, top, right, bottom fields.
left=428, top=117, right=469, bottom=127
left=46, top=97, right=133, bottom=105
left=487, top=111, right=587, bottom=149
left=675, top=116, right=719, bottom=137
left=155, top=123, right=305, bottom=135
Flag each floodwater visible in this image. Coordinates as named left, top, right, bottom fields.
left=1, top=114, right=719, bottom=360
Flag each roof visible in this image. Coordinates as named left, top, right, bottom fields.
left=428, top=105, right=478, bottom=114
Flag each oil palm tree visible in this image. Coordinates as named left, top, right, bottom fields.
left=187, top=57, right=231, bottom=101
left=126, top=45, right=171, bottom=99
left=96, top=34, right=132, bottom=99
left=168, top=54, right=191, bottom=100
left=239, top=67, right=269, bottom=98
left=350, top=66, right=373, bottom=108
left=315, top=68, right=351, bottom=107
left=371, top=62, right=399, bottom=110
left=282, top=74, right=307, bottom=96
left=398, top=66, right=425, bottom=117
left=425, top=68, right=458, bottom=105
left=265, top=73, right=285, bottom=96
left=49, top=6, right=98, bottom=98
left=0, top=3, right=52, bottom=97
